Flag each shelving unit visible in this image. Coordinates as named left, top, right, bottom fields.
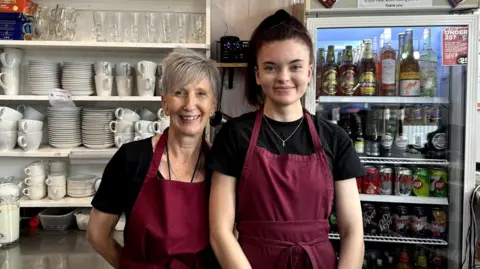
left=19, top=196, right=93, bottom=208
left=316, top=96, right=449, bottom=104
left=328, top=233, right=448, bottom=246
left=0, top=146, right=117, bottom=158
left=0, top=95, right=163, bottom=102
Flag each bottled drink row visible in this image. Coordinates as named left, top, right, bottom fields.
left=330, top=203, right=448, bottom=240
left=316, top=28, right=439, bottom=98
left=333, top=105, right=446, bottom=159
left=358, top=246, right=446, bottom=269
left=358, top=165, right=448, bottom=198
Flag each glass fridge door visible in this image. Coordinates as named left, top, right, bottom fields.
left=307, top=15, right=478, bottom=269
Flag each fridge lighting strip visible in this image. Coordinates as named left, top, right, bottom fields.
left=360, top=157, right=449, bottom=166
left=328, top=233, right=448, bottom=246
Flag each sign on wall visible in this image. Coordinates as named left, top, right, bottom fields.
left=441, top=27, right=468, bottom=66
left=357, top=0, right=433, bottom=8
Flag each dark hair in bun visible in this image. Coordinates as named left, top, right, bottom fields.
left=245, top=9, right=313, bottom=107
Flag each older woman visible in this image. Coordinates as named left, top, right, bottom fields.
left=87, top=48, right=219, bottom=269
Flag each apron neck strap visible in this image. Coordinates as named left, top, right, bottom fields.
left=146, top=133, right=168, bottom=179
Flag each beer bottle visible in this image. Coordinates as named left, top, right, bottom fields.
left=338, top=45, right=358, bottom=96
left=399, top=29, right=421, bottom=96
left=353, top=113, right=364, bottom=155
left=322, top=45, right=338, bottom=96
left=315, top=48, right=325, bottom=99
left=366, top=108, right=380, bottom=157
left=380, top=107, right=394, bottom=157
left=415, top=249, right=427, bottom=269
left=397, top=247, right=412, bottom=269
left=358, top=39, right=377, bottom=96
left=392, top=107, right=408, bottom=157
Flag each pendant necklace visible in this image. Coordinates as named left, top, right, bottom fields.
left=263, top=115, right=304, bottom=147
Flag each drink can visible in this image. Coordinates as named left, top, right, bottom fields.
left=393, top=205, right=410, bottom=236
left=378, top=165, right=393, bottom=195
left=412, top=167, right=430, bottom=197
left=430, top=168, right=448, bottom=197
left=356, top=177, right=363, bottom=194
left=394, top=167, right=413, bottom=196
left=378, top=204, right=392, bottom=235
left=363, top=165, right=380, bottom=195
left=362, top=203, right=378, bottom=235
left=430, top=208, right=447, bottom=240
left=410, top=206, right=428, bottom=238
left=428, top=106, right=441, bottom=124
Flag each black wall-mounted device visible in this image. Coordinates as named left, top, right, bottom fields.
left=219, top=35, right=249, bottom=63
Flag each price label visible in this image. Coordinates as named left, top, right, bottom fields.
left=48, top=89, right=76, bottom=107
left=358, top=0, right=432, bottom=9
left=441, top=27, right=468, bottom=66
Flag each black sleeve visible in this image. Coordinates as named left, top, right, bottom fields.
left=91, top=145, right=129, bottom=215
left=206, top=121, right=241, bottom=178
left=332, top=125, right=366, bottom=181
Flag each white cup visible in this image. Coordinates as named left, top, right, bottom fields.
left=95, top=75, right=113, bottom=96
left=0, top=48, right=23, bottom=68
left=0, top=107, right=22, bottom=121
left=24, top=175, right=45, bottom=186
left=0, top=68, right=19, bottom=96
left=46, top=173, right=67, bottom=186
left=109, top=119, right=135, bottom=133
left=49, top=161, right=68, bottom=174
left=94, top=61, right=113, bottom=76
left=17, top=132, right=42, bottom=151
left=115, top=133, right=134, bottom=148
left=136, top=108, right=157, bottom=121
left=0, top=131, right=17, bottom=151
left=135, top=120, right=154, bottom=133
left=137, top=75, right=155, bottom=97
left=22, top=184, right=46, bottom=200
left=115, top=108, right=140, bottom=122
left=48, top=185, right=66, bottom=200
left=152, top=120, right=170, bottom=135
left=115, top=76, right=133, bottom=96
left=24, top=163, right=46, bottom=176
left=16, top=105, right=45, bottom=121
left=136, top=61, right=157, bottom=77
left=0, top=119, right=17, bottom=132
left=134, top=133, right=154, bottom=141
left=18, top=119, right=43, bottom=133
left=116, top=62, right=133, bottom=76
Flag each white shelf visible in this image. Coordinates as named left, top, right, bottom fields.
left=19, top=196, right=93, bottom=208
left=360, top=194, right=449, bottom=205
left=328, top=233, right=448, bottom=246
left=360, top=157, right=450, bottom=166
left=0, top=146, right=117, bottom=158
left=0, top=95, right=162, bottom=102
left=316, top=96, right=449, bottom=104
left=0, top=40, right=209, bottom=52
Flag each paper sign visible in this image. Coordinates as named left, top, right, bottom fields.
left=49, top=89, right=76, bottom=107
left=358, top=0, right=433, bottom=8
left=441, top=27, right=468, bottom=66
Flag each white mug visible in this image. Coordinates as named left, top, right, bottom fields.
left=0, top=119, right=17, bottom=132
left=95, top=75, right=113, bottom=96
left=48, top=185, right=66, bottom=200
left=0, top=68, right=19, bottom=95
left=0, top=131, right=17, bottom=151
left=94, top=61, right=113, bottom=76
left=24, top=175, right=45, bottom=186
left=17, top=132, right=42, bottom=151
left=49, top=161, right=68, bottom=174
left=115, top=76, right=133, bottom=96
left=136, top=108, right=157, bottom=121
left=136, top=61, right=157, bottom=77
left=0, top=107, right=22, bottom=121
left=135, top=120, right=154, bottom=133
left=22, top=185, right=46, bottom=200
left=116, top=62, right=133, bottom=76
left=17, top=105, right=45, bottom=121
left=109, top=120, right=135, bottom=133
left=46, top=173, right=67, bottom=186
left=115, top=108, right=140, bottom=122
left=115, top=133, right=134, bottom=148
left=24, top=163, right=46, bottom=176
left=0, top=48, right=23, bottom=68
left=136, top=75, right=155, bottom=97
left=18, top=119, right=43, bottom=133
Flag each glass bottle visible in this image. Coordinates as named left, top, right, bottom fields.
left=322, top=45, right=338, bottom=96
left=358, top=39, right=376, bottom=96
left=376, top=34, right=384, bottom=95
left=397, top=247, right=413, bottom=269
left=381, top=28, right=397, bottom=96
left=379, top=107, right=394, bottom=157
left=316, top=48, right=326, bottom=99
left=399, top=29, right=421, bottom=96
left=0, top=194, right=20, bottom=247
left=392, top=107, right=408, bottom=157
left=419, top=28, right=438, bottom=97
left=396, top=33, right=406, bottom=94
left=338, top=45, right=358, bottom=96
left=337, top=51, right=343, bottom=66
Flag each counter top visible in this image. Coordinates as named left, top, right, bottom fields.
left=0, top=230, right=123, bottom=269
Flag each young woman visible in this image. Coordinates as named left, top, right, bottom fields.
left=208, top=10, right=365, bottom=269
left=88, top=48, right=219, bottom=269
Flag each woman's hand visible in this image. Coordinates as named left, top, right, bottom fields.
left=335, top=178, right=365, bottom=269
left=87, top=209, right=123, bottom=269
left=209, top=171, right=252, bottom=269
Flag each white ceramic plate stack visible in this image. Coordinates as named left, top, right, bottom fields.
left=47, top=107, right=82, bottom=148
left=28, top=60, right=61, bottom=95
left=67, top=174, right=97, bottom=197
left=61, top=62, right=94, bottom=96
left=81, top=108, right=115, bottom=149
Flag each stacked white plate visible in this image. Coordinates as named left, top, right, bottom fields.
left=82, top=108, right=115, bottom=149
left=62, top=62, right=94, bottom=96
left=67, top=174, right=97, bottom=197
left=28, top=60, right=61, bottom=95
left=47, top=107, right=82, bottom=148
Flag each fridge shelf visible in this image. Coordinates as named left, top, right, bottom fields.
left=360, top=194, right=448, bottom=205
left=315, top=96, right=449, bottom=104
left=328, top=233, right=448, bottom=246
left=360, top=157, right=449, bottom=166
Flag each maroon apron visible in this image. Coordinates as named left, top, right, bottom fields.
left=236, top=108, right=337, bottom=269
left=119, top=133, right=211, bottom=269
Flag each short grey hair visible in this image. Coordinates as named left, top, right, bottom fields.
left=160, top=48, right=220, bottom=96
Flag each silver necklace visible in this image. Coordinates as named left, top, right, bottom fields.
left=263, top=115, right=304, bottom=147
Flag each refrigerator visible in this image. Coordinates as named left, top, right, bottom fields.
left=306, top=14, right=478, bottom=269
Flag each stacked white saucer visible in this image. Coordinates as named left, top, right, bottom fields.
left=28, top=60, right=61, bottom=95
left=47, top=107, right=82, bottom=148
left=62, top=62, right=94, bottom=96
left=81, top=108, right=115, bottom=149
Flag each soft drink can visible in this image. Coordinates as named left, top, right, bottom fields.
left=378, top=165, right=393, bottom=195
left=393, top=205, right=410, bottom=236
left=430, top=207, right=447, bottom=240
left=430, top=168, right=448, bottom=197
left=394, top=167, right=413, bottom=196
left=362, top=203, right=378, bottom=235
left=363, top=165, right=380, bottom=195
left=412, top=167, right=430, bottom=197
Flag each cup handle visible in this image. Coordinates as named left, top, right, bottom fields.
left=45, top=178, right=52, bottom=186
left=134, top=136, right=141, bottom=141
left=139, top=63, right=145, bottom=77
left=157, top=108, right=164, bottom=119
left=18, top=136, right=27, bottom=148
left=22, top=188, right=29, bottom=196
left=0, top=53, right=9, bottom=67
left=145, top=77, right=152, bottom=91
left=135, top=121, right=141, bottom=132
left=0, top=73, right=8, bottom=91
left=24, top=167, right=30, bottom=175
left=103, top=77, right=110, bottom=91
left=19, top=121, right=28, bottom=133
left=109, top=121, right=117, bottom=133
left=152, top=121, right=161, bottom=134
left=24, top=177, right=30, bottom=185
left=115, top=136, right=123, bottom=146
left=102, top=63, right=108, bottom=75
left=115, top=108, right=123, bottom=119
left=16, top=104, right=26, bottom=113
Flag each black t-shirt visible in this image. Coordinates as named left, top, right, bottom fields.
left=206, top=110, right=366, bottom=182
